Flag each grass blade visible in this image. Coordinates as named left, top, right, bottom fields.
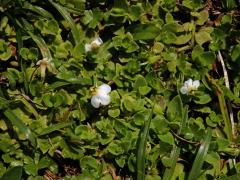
left=188, top=128, right=212, bottom=180
left=206, top=74, right=233, bottom=141
left=162, top=105, right=188, bottom=180
left=48, top=0, right=81, bottom=45
left=16, top=27, right=29, bottom=94
left=38, top=122, right=72, bottom=136
left=4, top=109, right=36, bottom=147
left=22, top=2, right=54, bottom=19
left=20, top=18, right=52, bottom=61
left=6, top=13, right=29, bottom=94
left=136, top=108, right=153, bottom=180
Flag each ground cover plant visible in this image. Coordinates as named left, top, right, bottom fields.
left=0, top=0, right=240, bottom=179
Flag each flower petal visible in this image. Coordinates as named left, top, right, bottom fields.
left=91, top=95, right=101, bottom=108
left=98, top=94, right=111, bottom=106
left=184, top=78, right=193, bottom=87
left=92, top=37, right=103, bottom=46
left=98, top=84, right=111, bottom=94
left=192, top=80, right=200, bottom=89
left=85, top=44, right=92, bottom=52
left=180, top=86, right=188, bottom=94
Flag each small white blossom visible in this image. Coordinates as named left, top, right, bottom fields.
left=91, top=84, right=111, bottom=108
left=85, top=37, right=103, bottom=52
left=180, top=78, right=200, bottom=95
left=36, top=58, right=54, bottom=79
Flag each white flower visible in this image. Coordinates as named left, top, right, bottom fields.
left=91, top=84, right=111, bottom=108
left=85, top=37, right=103, bottom=52
left=180, top=78, right=200, bottom=95
left=36, top=58, right=55, bottom=79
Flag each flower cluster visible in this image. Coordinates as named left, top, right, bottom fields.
left=91, top=84, right=111, bottom=108
left=85, top=37, right=103, bottom=52
left=180, top=78, right=200, bottom=95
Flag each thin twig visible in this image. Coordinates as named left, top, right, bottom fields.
left=217, top=51, right=235, bottom=138
left=171, top=130, right=200, bottom=145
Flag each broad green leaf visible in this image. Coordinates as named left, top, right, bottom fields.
left=108, top=108, right=120, bottom=118
left=174, top=34, right=192, bottom=45
left=182, top=0, right=204, bottom=10
left=197, top=52, right=216, bottom=67
left=191, top=10, right=209, bottom=25
left=231, top=44, right=240, bottom=62
left=131, top=24, right=160, bottom=40
left=0, top=39, right=12, bottom=61
left=195, top=31, right=212, bottom=46
left=194, top=93, right=212, bottom=104
left=0, top=166, right=22, bottom=180
left=166, top=95, right=183, bottom=122
left=158, top=132, right=174, bottom=145
left=107, top=140, right=124, bottom=156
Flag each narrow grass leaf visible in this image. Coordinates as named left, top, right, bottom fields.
left=38, top=122, right=72, bottom=136
left=4, top=109, right=36, bottom=146
left=20, top=18, right=52, bottom=60
left=136, top=108, right=153, bottom=180
left=22, top=2, right=54, bottom=19
left=6, top=13, right=29, bottom=94
left=0, top=166, right=22, bottom=180
left=162, top=105, right=188, bottom=180
left=18, top=98, right=39, bottom=119
left=16, top=29, right=29, bottom=94
left=48, top=0, right=81, bottom=45
left=188, top=128, right=212, bottom=180
left=45, top=81, right=71, bottom=91
left=206, top=74, right=232, bottom=141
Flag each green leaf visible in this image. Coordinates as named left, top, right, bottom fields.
left=162, top=106, right=188, bottom=180
left=191, top=10, right=209, bottom=25
left=131, top=24, right=160, bottom=40
left=174, top=34, right=192, bottom=45
left=231, top=44, right=240, bottom=62
left=0, top=166, right=22, bottom=180
left=107, top=140, right=124, bottom=156
left=80, top=156, right=98, bottom=172
left=23, top=2, right=54, bottom=19
left=195, top=30, right=212, bottom=46
left=4, top=109, right=36, bottom=146
left=158, top=132, right=174, bottom=145
left=194, top=93, right=212, bottom=104
left=0, top=39, right=12, bottom=61
left=82, top=8, right=103, bottom=28
left=49, top=0, right=81, bottom=45
left=20, top=47, right=38, bottom=61
left=134, top=75, right=147, bottom=89
left=196, top=51, right=216, bottom=67
left=188, top=128, right=212, bottom=180
left=166, top=95, right=183, bottom=122
left=108, top=108, right=120, bottom=118
left=136, top=108, right=153, bottom=180
left=38, top=122, right=72, bottom=136
left=139, top=86, right=151, bottom=95
left=182, top=0, right=204, bottom=10
left=21, top=18, right=52, bottom=61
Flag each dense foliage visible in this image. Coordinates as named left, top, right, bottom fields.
left=0, top=0, right=240, bottom=179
